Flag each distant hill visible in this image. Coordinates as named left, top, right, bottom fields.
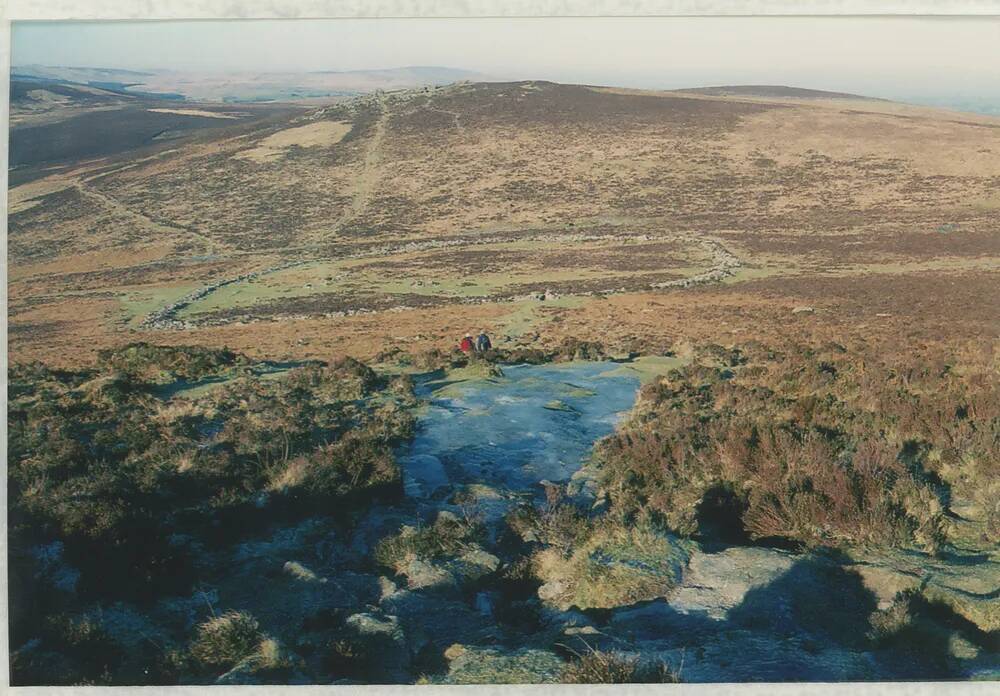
left=10, top=76, right=139, bottom=106
left=309, top=66, right=484, bottom=82
left=11, top=75, right=184, bottom=104
left=678, top=85, right=883, bottom=101
left=11, top=64, right=490, bottom=103
left=12, top=64, right=157, bottom=83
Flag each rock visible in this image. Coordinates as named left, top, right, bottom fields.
left=344, top=612, right=410, bottom=677
left=451, top=549, right=501, bottom=582
left=398, top=547, right=501, bottom=591
left=283, top=561, right=327, bottom=584
left=430, top=645, right=565, bottom=684
left=403, top=558, right=457, bottom=591
left=543, top=399, right=578, bottom=414
left=852, top=564, right=920, bottom=610
left=475, top=591, right=496, bottom=617
left=346, top=612, right=403, bottom=640
left=669, top=546, right=797, bottom=619
left=855, top=547, right=1000, bottom=634
left=792, top=306, right=815, bottom=314
left=378, top=576, right=400, bottom=600
left=538, top=580, right=569, bottom=603
left=538, top=606, right=596, bottom=632
left=402, top=454, right=449, bottom=498
left=381, top=590, right=498, bottom=649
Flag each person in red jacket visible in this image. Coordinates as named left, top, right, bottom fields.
left=459, top=333, right=474, bottom=353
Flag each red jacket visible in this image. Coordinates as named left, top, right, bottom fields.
left=460, top=337, right=474, bottom=352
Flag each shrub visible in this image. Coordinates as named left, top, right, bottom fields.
left=374, top=513, right=484, bottom=572
left=561, top=647, right=679, bottom=684
left=506, top=498, right=592, bottom=553
left=96, top=343, right=241, bottom=383
left=533, top=521, right=690, bottom=610
left=190, top=611, right=264, bottom=669
left=592, top=342, right=991, bottom=553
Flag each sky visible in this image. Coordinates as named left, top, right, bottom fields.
left=12, top=17, right=1000, bottom=103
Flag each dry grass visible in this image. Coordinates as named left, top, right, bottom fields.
left=8, top=81, right=999, bottom=367
left=234, top=120, right=352, bottom=162
left=560, top=643, right=680, bottom=684
left=190, top=611, right=263, bottom=668
left=533, top=521, right=689, bottom=610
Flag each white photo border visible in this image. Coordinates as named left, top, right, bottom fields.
left=2, top=1, right=999, bottom=695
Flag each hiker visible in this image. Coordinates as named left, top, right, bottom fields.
left=476, top=330, right=492, bottom=353
left=460, top=333, right=475, bottom=353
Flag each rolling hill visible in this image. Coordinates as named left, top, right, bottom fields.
left=7, top=80, right=1000, bottom=366
left=12, top=64, right=487, bottom=102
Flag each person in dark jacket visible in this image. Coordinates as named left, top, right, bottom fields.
left=460, top=333, right=475, bottom=353
left=476, top=330, right=492, bottom=353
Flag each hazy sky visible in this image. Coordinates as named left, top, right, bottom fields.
left=12, top=17, right=1000, bottom=100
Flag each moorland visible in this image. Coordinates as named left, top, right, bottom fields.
left=7, top=76, right=1000, bottom=684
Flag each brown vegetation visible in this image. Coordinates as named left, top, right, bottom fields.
left=596, top=340, right=999, bottom=552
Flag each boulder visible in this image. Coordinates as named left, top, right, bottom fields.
left=430, top=645, right=565, bottom=684
left=449, top=549, right=501, bottom=583
left=669, top=546, right=797, bottom=619
left=403, top=558, right=457, bottom=591
left=344, top=612, right=410, bottom=678
left=381, top=590, right=499, bottom=650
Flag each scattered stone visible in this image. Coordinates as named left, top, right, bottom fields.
left=283, top=560, right=327, bottom=584
left=378, top=576, right=400, bottom=600
left=542, top=399, right=578, bottom=414
left=143, top=231, right=745, bottom=331
left=403, top=558, right=457, bottom=591
left=792, top=306, right=815, bottom=314
left=538, top=580, right=569, bottom=603
left=450, top=549, right=500, bottom=582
